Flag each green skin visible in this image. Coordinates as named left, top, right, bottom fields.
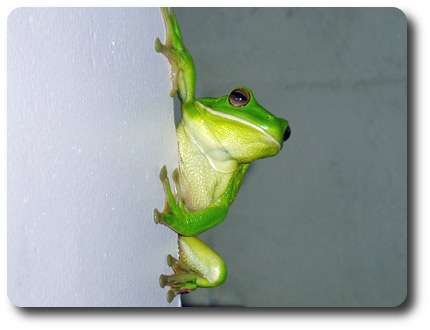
left=154, top=8, right=290, bottom=303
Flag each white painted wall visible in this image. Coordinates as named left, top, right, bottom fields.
left=7, top=8, right=180, bottom=307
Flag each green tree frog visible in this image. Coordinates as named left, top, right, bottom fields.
left=154, top=8, right=291, bottom=303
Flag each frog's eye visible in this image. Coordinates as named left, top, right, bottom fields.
left=228, top=88, right=251, bottom=107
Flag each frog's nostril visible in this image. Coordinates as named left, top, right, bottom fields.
left=283, top=125, right=291, bottom=142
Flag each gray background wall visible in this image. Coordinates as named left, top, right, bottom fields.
left=172, top=7, right=407, bottom=307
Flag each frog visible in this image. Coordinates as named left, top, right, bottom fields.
left=154, top=7, right=291, bottom=303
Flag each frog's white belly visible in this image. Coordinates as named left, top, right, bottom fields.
left=176, top=123, right=232, bottom=212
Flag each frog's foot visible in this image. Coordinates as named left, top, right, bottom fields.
left=154, top=166, right=185, bottom=232
left=155, top=8, right=185, bottom=97
left=160, top=254, right=198, bottom=303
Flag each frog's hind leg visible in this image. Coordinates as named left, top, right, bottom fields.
left=179, top=236, right=227, bottom=288
left=160, top=235, right=227, bottom=302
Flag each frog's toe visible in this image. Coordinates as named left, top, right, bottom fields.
left=159, top=165, right=168, bottom=181
left=171, top=168, right=184, bottom=205
left=159, top=274, right=168, bottom=288
left=154, top=38, right=164, bottom=53
left=166, top=290, right=175, bottom=303
left=167, top=254, right=189, bottom=272
left=167, top=254, right=175, bottom=267
left=166, top=283, right=196, bottom=303
left=168, top=65, right=179, bottom=97
left=172, top=168, right=179, bottom=184
left=161, top=272, right=195, bottom=286
left=153, top=208, right=162, bottom=224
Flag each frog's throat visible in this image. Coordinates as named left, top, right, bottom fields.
left=180, top=120, right=239, bottom=174
left=195, top=101, right=281, bottom=150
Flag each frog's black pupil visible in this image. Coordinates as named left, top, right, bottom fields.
left=233, top=91, right=246, bottom=102
left=283, top=125, right=291, bottom=141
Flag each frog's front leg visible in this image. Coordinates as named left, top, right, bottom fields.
left=154, top=166, right=230, bottom=236
left=160, top=236, right=227, bottom=303
left=155, top=7, right=196, bottom=103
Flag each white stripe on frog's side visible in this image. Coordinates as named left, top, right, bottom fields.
left=195, top=101, right=280, bottom=150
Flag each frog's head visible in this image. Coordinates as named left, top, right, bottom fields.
left=196, top=87, right=290, bottom=163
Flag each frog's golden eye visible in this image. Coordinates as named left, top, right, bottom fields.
left=228, top=88, right=251, bottom=107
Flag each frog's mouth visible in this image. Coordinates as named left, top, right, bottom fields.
left=195, top=101, right=281, bottom=150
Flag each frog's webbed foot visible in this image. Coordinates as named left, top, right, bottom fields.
left=154, top=165, right=185, bottom=232
left=155, top=8, right=185, bottom=97
left=159, top=254, right=198, bottom=303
